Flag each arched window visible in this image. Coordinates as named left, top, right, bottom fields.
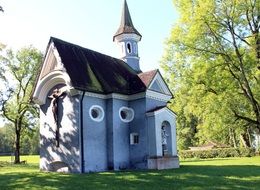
left=119, top=107, right=134, bottom=122
left=126, top=42, right=132, bottom=54
left=161, top=121, right=172, bottom=156
left=89, top=105, right=104, bottom=122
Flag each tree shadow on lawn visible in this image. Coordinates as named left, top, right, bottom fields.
left=0, top=165, right=260, bottom=190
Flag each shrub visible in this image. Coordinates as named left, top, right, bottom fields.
left=179, top=148, right=255, bottom=159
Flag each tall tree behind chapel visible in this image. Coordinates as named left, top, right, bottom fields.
left=161, top=0, right=260, bottom=149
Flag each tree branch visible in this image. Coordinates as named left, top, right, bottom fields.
left=233, top=109, right=259, bottom=125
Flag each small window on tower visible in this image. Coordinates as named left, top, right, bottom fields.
left=127, top=42, right=132, bottom=54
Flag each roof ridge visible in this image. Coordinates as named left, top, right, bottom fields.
left=138, top=69, right=158, bottom=87
left=50, top=36, right=125, bottom=63
left=47, top=37, right=146, bottom=94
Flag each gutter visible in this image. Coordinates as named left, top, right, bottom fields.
left=80, top=91, right=85, bottom=173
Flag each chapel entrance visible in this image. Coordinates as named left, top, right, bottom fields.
left=161, top=121, right=172, bottom=156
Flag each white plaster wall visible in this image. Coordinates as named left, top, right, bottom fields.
left=40, top=89, right=81, bottom=173
left=148, top=110, right=177, bottom=157
left=83, top=96, right=107, bottom=172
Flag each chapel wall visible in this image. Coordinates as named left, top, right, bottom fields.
left=129, top=98, right=148, bottom=169
left=82, top=96, right=107, bottom=172
left=108, top=98, right=130, bottom=170
left=39, top=86, right=81, bottom=173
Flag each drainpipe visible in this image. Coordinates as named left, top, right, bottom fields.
left=80, top=91, right=85, bottom=173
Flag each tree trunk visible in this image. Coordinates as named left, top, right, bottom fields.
left=14, top=118, right=22, bottom=164
left=14, top=129, right=20, bottom=164
left=229, top=128, right=237, bottom=148
left=247, top=128, right=253, bottom=148
left=240, top=133, right=251, bottom=148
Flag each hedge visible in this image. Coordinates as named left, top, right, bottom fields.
left=179, top=148, right=255, bottom=159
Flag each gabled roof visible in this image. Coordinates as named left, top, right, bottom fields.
left=138, top=69, right=173, bottom=97
left=113, top=0, right=141, bottom=41
left=138, top=69, right=158, bottom=87
left=44, top=37, right=146, bottom=95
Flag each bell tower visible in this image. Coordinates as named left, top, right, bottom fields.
left=113, top=0, right=142, bottom=73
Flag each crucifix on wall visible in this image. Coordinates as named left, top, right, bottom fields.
left=48, top=88, right=66, bottom=147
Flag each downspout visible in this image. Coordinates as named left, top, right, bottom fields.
left=80, top=91, right=85, bottom=173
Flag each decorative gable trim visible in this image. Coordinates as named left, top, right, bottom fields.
left=39, top=42, right=65, bottom=79
left=114, top=33, right=141, bottom=43
left=146, top=107, right=177, bottom=118
left=146, top=90, right=172, bottom=102
left=83, top=91, right=146, bottom=101
left=32, top=43, right=74, bottom=105
left=81, top=89, right=171, bottom=102
left=148, top=72, right=172, bottom=96
left=32, top=70, right=73, bottom=105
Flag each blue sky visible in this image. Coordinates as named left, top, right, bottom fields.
left=0, top=0, right=178, bottom=72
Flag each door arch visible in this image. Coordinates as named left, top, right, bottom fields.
left=161, top=121, right=172, bottom=156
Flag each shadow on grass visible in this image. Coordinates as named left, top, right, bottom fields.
left=0, top=165, right=260, bottom=190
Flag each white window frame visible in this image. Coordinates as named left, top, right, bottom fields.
left=119, top=106, right=134, bottom=123
left=130, top=133, right=139, bottom=145
left=89, top=105, right=104, bottom=122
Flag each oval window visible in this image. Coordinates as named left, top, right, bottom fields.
left=89, top=105, right=104, bottom=122
left=119, top=107, right=134, bottom=123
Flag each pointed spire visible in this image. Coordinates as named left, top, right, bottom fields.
left=113, top=0, right=141, bottom=41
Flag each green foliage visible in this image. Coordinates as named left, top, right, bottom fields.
left=162, top=0, right=260, bottom=150
left=179, top=148, right=256, bottom=159
left=0, top=45, right=42, bottom=163
left=0, top=124, right=14, bottom=153
left=20, top=125, right=40, bottom=155
left=0, top=124, right=39, bottom=155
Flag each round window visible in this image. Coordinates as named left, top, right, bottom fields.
left=91, top=109, right=99, bottom=119
left=89, top=105, right=104, bottom=122
left=119, top=107, right=134, bottom=123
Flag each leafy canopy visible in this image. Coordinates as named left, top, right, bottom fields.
left=162, top=0, right=260, bottom=149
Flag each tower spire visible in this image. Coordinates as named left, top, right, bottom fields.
left=113, top=0, right=142, bottom=73
left=113, top=0, right=141, bottom=41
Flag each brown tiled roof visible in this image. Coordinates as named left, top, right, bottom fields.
left=113, top=0, right=141, bottom=41
left=47, top=37, right=146, bottom=95
left=138, top=69, right=158, bottom=87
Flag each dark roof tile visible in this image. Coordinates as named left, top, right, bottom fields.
left=50, top=37, right=146, bottom=95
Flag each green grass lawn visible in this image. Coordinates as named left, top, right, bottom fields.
left=0, top=156, right=260, bottom=190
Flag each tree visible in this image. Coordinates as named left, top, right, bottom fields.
left=0, top=45, right=42, bottom=163
left=20, top=125, right=40, bottom=155
left=0, top=123, right=14, bottom=153
left=161, top=0, right=260, bottom=148
left=0, top=123, right=39, bottom=155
